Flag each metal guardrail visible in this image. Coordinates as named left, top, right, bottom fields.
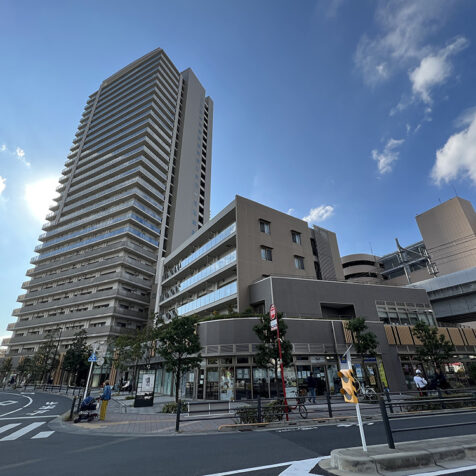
left=173, top=392, right=383, bottom=432
left=379, top=391, right=476, bottom=449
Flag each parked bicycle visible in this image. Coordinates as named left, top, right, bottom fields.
left=277, top=395, right=308, bottom=419
left=358, top=383, right=378, bottom=401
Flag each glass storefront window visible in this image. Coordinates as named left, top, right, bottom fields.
left=206, top=367, right=219, bottom=400
left=235, top=367, right=252, bottom=400
left=253, top=368, right=269, bottom=398
left=220, top=367, right=234, bottom=400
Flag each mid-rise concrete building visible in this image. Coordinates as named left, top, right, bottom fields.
left=4, top=48, right=213, bottom=366
left=147, top=196, right=476, bottom=399
left=158, top=196, right=344, bottom=320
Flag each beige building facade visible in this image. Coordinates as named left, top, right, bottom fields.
left=4, top=48, right=213, bottom=366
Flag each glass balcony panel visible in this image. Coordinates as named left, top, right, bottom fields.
left=177, top=281, right=237, bottom=316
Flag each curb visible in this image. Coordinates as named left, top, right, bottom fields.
left=324, top=435, right=476, bottom=475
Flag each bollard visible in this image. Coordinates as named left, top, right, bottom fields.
left=379, top=396, right=395, bottom=449
left=257, top=395, right=262, bottom=423
left=437, top=389, right=446, bottom=409
left=70, top=396, right=77, bottom=420
left=77, top=395, right=83, bottom=413
left=175, top=399, right=182, bottom=433
left=326, top=392, right=333, bottom=418
left=384, top=388, right=394, bottom=414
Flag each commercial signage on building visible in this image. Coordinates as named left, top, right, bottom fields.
left=270, top=304, right=278, bottom=331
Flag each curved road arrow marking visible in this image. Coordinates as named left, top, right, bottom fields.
left=0, top=393, right=33, bottom=418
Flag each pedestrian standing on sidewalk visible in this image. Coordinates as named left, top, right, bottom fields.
left=413, top=370, right=427, bottom=396
left=99, top=379, right=112, bottom=421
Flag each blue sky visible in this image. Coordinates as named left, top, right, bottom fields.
left=1, top=0, right=476, bottom=338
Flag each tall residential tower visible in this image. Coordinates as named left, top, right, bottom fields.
left=5, top=48, right=213, bottom=364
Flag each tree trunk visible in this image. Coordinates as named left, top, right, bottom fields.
left=175, top=368, right=181, bottom=403
left=361, top=355, right=369, bottom=387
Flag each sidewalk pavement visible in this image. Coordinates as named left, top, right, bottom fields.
left=56, top=395, right=384, bottom=437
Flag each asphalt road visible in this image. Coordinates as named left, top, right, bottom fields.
left=1, top=390, right=475, bottom=476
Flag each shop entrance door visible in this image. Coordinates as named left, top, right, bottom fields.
left=311, top=366, right=328, bottom=395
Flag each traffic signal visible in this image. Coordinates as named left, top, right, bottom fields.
left=338, top=369, right=359, bottom=404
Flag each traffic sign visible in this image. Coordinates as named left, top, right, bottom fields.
left=88, top=353, right=97, bottom=362
left=269, top=304, right=276, bottom=320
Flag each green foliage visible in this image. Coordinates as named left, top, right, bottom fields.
left=469, top=363, right=476, bottom=384
left=62, top=330, right=90, bottom=385
left=111, top=326, right=160, bottom=391
left=253, top=313, right=293, bottom=370
left=16, top=357, right=32, bottom=382
left=0, top=357, right=12, bottom=380
left=30, top=330, right=60, bottom=383
left=234, top=400, right=284, bottom=424
left=157, top=316, right=202, bottom=403
left=161, top=401, right=188, bottom=413
left=253, top=313, right=293, bottom=397
left=346, top=318, right=378, bottom=357
left=412, top=321, right=455, bottom=372
left=345, top=318, right=379, bottom=387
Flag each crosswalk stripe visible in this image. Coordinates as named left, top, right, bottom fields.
left=0, top=422, right=45, bottom=441
left=0, top=424, right=21, bottom=434
left=31, top=431, right=54, bottom=439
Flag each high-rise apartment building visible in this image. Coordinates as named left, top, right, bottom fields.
left=5, top=48, right=213, bottom=364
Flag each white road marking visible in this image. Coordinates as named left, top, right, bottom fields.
left=0, top=393, right=33, bottom=418
left=279, top=457, right=325, bottom=475
left=0, top=401, right=18, bottom=406
left=0, top=422, right=45, bottom=441
left=408, top=464, right=476, bottom=475
left=0, top=415, right=60, bottom=421
left=0, top=424, right=21, bottom=434
left=202, top=457, right=327, bottom=475
left=31, top=431, right=54, bottom=439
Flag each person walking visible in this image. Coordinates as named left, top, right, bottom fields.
left=99, top=380, right=112, bottom=421
left=413, top=369, right=427, bottom=396
left=306, top=374, right=318, bottom=404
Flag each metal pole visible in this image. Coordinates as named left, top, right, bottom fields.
left=355, top=402, right=368, bottom=452
left=257, top=395, right=262, bottom=423
left=70, top=396, right=77, bottom=420
left=84, top=360, right=94, bottom=398
left=326, top=391, right=333, bottom=418
left=175, top=398, right=181, bottom=432
left=385, top=387, right=394, bottom=414
left=275, top=324, right=289, bottom=421
left=379, top=396, right=395, bottom=449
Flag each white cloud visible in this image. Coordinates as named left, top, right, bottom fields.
left=409, top=37, right=468, bottom=104
left=0, top=143, right=31, bottom=167
left=24, top=177, right=59, bottom=222
left=355, top=0, right=446, bottom=86
left=372, top=138, right=405, bottom=174
left=303, top=205, right=334, bottom=224
left=0, top=176, right=5, bottom=196
left=431, top=111, right=476, bottom=185
left=15, top=146, right=30, bottom=167
left=287, top=208, right=295, bottom=215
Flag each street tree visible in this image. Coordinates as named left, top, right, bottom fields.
left=30, top=330, right=60, bottom=383
left=412, top=321, right=455, bottom=374
left=345, top=318, right=379, bottom=387
left=157, top=316, right=202, bottom=403
left=16, top=357, right=33, bottom=383
left=253, top=313, right=293, bottom=397
left=62, top=329, right=90, bottom=385
left=112, top=326, right=160, bottom=391
left=0, top=357, right=12, bottom=383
